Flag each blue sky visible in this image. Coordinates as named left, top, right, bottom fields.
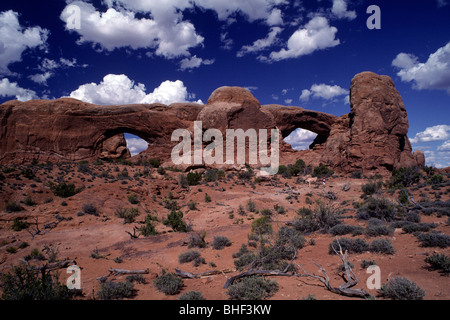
left=0, top=0, right=449, bottom=167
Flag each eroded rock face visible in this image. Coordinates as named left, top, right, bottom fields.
left=0, top=72, right=425, bottom=173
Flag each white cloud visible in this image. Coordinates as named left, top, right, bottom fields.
left=392, top=42, right=450, bottom=93
left=422, top=149, right=450, bottom=168
left=69, top=74, right=193, bottom=105
left=409, top=125, right=450, bottom=144
left=300, top=83, right=347, bottom=102
left=266, top=8, right=283, bottom=26
left=0, top=78, right=37, bottom=101
left=28, top=72, right=52, bottom=85
left=438, top=140, right=450, bottom=151
left=0, top=10, right=48, bottom=74
left=28, top=57, right=85, bottom=85
left=126, top=137, right=149, bottom=156
left=237, top=27, right=283, bottom=57
left=179, top=55, right=215, bottom=71
left=267, top=16, right=340, bottom=61
left=284, top=128, right=317, bottom=150
left=61, top=1, right=203, bottom=58
left=331, top=0, right=356, bottom=20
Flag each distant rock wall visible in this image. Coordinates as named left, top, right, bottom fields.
left=0, top=72, right=424, bottom=173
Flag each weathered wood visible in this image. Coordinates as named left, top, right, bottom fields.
left=175, top=268, right=234, bottom=279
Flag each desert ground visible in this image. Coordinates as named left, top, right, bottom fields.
left=0, top=160, right=449, bottom=300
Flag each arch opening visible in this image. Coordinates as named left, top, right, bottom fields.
left=124, top=133, right=149, bottom=156
left=284, top=128, right=319, bottom=151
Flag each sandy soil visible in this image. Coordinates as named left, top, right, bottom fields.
left=0, top=162, right=449, bottom=300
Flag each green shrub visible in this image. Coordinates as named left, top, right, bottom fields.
left=427, top=174, right=444, bottom=185
left=97, top=280, right=134, bottom=300
left=312, top=165, right=333, bottom=178
left=204, top=193, right=211, bottom=203
left=251, top=216, right=272, bottom=236
left=178, top=250, right=202, bottom=264
left=329, top=224, right=364, bottom=236
left=247, top=199, right=256, bottom=212
left=0, top=264, right=72, bottom=300
left=356, top=196, right=397, bottom=222
left=260, top=208, right=273, bottom=216
left=424, top=253, right=450, bottom=274
left=276, top=226, right=306, bottom=249
left=204, top=169, right=219, bottom=182
left=212, top=236, right=232, bottom=250
left=5, top=201, right=23, bottom=213
left=127, top=193, right=139, bottom=204
left=362, top=181, right=382, bottom=195
left=187, top=232, right=207, bottom=248
left=187, top=200, right=197, bottom=210
left=23, top=196, right=36, bottom=206
left=226, top=276, right=278, bottom=300
left=416, top=232, right=450, bottom=248
left=163, top=210, right=188, bottom=232
left=11, top=218, right=28, bottom=231
left=82, top=203, right=98, bottom=216
left=329, top=238, right=369, bottom=255
left=389, top=167, right=422, bottom=189
left=294, top=202, right=340, bottom=234
left=401, top=222, right=437, bottom=234
left=369, top=239, right=395, bottom=254
left=140, top=214, right=158, bottom=236
left=49, top=181, right=79, bottom=198
left=154, top=272, right=184, bottom=295
left=178, top=291, right=205, bottom=300
left=365, top=224, right=394, bottom=237
left=187, top=171, right=202, bottom=186
left=115, top=207, right=140, bottom=223
left=378, top=277, right=425, bottom=300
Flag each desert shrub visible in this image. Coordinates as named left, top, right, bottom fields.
left=356, top=196, right=397, bottom=222
left=378, top=277, right=425, bottom=300
left=294, top=202, right=340, bottom=234
left=275, top=205, right=286, bottom=215
left=251, top=216, right=272, bottom=236
left=276, top=226, right=306, bottom=249
left=163, top=198, right=180, bottom=211
left=416, top=232, right=450, bottom=248
left=187, top=231, right=207, bottom=248
left=127, top=193, right=139, bottom=204
left=204, top=193, right=211, bottom=203
left=297, top=207, right=313, bottom=217
left=115, top=207, right=140, bottom=223
left=187, top=200, right=197, bottom=211
left=178, top=250, right=202, bottom=264
left=49, top=181, right=78, bottom=198
left=126, top=274, right=146, bottom=284
left=362, top=181, right=382, bottom=195
left=23, top=196, right=36, bottom=206
left=82, top=203, right=98, bottom=216
left=361, top=259, right=377, bottom=269
left=212, top=236, right=232, bottom=250
left=0, top=264, right=72, bottom=300
left=77, top=161, right=90, bottom=174
left=427, top=174, right=444, bottom=185
left=369, top=239, right=395, bottom=254
left=227, top=276, right=278, bottom=300
left=424, top=253, right=450, bottom=274
left=401, top=222, right=437, bottom=234
left=405, top=211, right=421, bottom=223
left=178, top=291, right=205, bottom=300
left=11, top=218, right=28, bottom=231
left=187, top=171, right=202, bottom=186
left=329, top=238, right=369, bottom=255
left=140, top=214, right=158, bottom=236
left=154, top=272, right=184, bottom=295
left=329, top=224, right=364, bottom=236
left=5, top=201, right=23, bottom=213
left=163, top=210, right=188, bottom=232
left=365, top=224, right=394, bottom=237
left=97, top=280, right=134, bottom=300
left=179, top=174, right=188, bottom=188
left=260, top=208, right=273, bottom=217
left=247, top=199, right=256, bottom=212
left=204, top=169, right=219, bottom=182
left=389, top=166, right=422, bottom=189
left=232, top=244, right=256, bottom=270
left=312, top=165, right=333, bottom=178
left=157, top=166, right=166, bottom=175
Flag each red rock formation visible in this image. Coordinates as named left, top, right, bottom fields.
left=0, top=72, right=425, bottom=173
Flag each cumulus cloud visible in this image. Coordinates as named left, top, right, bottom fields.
left=392, top=42, right=450, bottom=93
left=69, top=74, right=193, bottom=105
left=438, top=140, right=450, bottom=151
left=409, top=125, right=450, bottom=144
left=61, top=1, right=203, bottom=58
left=237, top=27, right=283, bottom=57
left=126, top=136, right=149, bottom=156
left=0, top=10, right=48, bottom=74
left=179, top=55, right=215, bottom=71
left=0, top=78, right=37, bottom=101
left=284, top=128, right=317, bottom=150
left=300, top=83, right=347, bottom=102
left=331, top=0, right=356, bottom=20
left=267, top=16, right=340, bottom=61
